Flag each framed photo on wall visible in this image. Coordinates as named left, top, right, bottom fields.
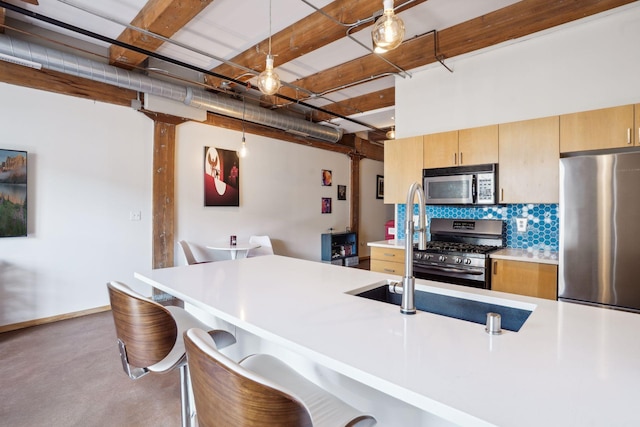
left=204, top=146, right=239, bottom=207
left=321, top=197, right=332, bottom=214
left=337, top=185, right=346, bottom=200
left=376, top=175, right=384, bottom=199
left=0, top=149, right=27, bottom=237
left=322, top=169, right=332, bottom=186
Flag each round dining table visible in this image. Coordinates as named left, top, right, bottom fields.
left=206, top=241, right=261, bottom=260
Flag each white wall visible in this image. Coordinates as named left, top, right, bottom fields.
left=0, top=84, right=153, bottom=326
left=396, top=3, right=640, bottom=137
left=358, top=158, right=393, bottom=258
left=174, top=122, right=354, bottom=263
left=0, top=82, right=385, bottom=327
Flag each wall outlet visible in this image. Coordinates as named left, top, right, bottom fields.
left=516, top=217, right=527, bottom=232
left=130, top=211, right=141, bottom=221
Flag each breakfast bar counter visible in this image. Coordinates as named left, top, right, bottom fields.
left=135, top=255, right=640, bottom=427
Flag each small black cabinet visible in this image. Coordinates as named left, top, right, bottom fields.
left=321, top=231, right=359, bottom=266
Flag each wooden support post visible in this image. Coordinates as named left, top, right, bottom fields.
left=152, top=120, right=176, bottom=270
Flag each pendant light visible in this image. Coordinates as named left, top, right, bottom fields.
left=386, top=126, right=396, bottom=140
left=257, top=0, right=281, bottom=95
left=239, top=97, right=248, bottom=158
left=371, top=0, right=405, bottom=53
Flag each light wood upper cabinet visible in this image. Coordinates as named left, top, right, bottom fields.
left=423, top=130, right=458, bottom=168
left=560, top=104, right=635, bottom=153
left=384, top=136, right=423, bottom=204
left=423, top=125, right=498, bottom=169
left=491, top=259, right=558, bottom=300
left=458, top=125, right=499, bottom=166
left=498, top=116, right=559, bottom=204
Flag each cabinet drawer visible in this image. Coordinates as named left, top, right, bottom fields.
left=370, top=259, right=404, bottom=275
left=370, top=247, right=404, bottom=261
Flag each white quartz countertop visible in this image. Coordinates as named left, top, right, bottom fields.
left=367, top=239, right=405, bottom=249
left=490, top=248, right=559, bottom=265
left=135, top=255, right=640, bottom=427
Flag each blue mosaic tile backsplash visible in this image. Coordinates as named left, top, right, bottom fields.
left=397, top=203, right=559, bottom=252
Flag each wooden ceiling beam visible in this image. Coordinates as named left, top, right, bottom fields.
left=205, top=0, right=427, bottom=88
left=0, top=8, right=5, bottom=33
left=282, top=0, right=636, bottom=98
left=0, top=61, right=136, bottom=107
left=109, top=0, right=215, bottom=68
left=311, top=87, right=394, bottom=123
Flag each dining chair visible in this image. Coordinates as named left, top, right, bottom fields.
left=247, top=235, right=275, bottom=257
left=179, top=240, right=212, bottom=265
left=107, top=281, right=236, bottom=427
left=184, top=328, right=377, bottom=427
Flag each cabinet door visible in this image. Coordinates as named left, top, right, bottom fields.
left=491, top=259, right=558, bottom=300
left=423, top=131, right=458, bottom=168
left=636, top=104, right=640, bottom=146
left=458, top=125, right=499, bottom=166
left=560, top=105, right=634, bottom=153
left=384, top=136, right=423, bottom=204
left=498, top=116, right=559, bottom=204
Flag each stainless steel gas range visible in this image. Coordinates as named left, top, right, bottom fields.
left=412, top=218, right=505, bottom=289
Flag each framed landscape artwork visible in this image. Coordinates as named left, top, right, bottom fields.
left=204, top=146, right=240, bottom=207
left=0, top=149, right=27, bottom=237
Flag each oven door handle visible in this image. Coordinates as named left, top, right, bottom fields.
left=414, top=265, right=484, bottom=275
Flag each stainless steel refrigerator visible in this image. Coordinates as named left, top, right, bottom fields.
left=559, top=150, right=640, bottom=312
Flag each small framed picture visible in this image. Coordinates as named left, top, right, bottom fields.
left=322, top=169, right=332, bottom=186
left=321, top=197, right=332, bottom=214
left=376, top=175, right=384, bottom=199
left=337, top=185, right=346, bottom=200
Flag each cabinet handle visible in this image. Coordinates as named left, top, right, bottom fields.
left=500, top=188, right=504, bottom=202
left=460, top=152, right=463, bottom=165
left=453, top=153, right=457, bottom=165
left=493, top=261, right=498, bottom=275
left=383, top=253, right=395, bottom=257
left=383, top=268, right=396, bottom=273
left=628, top=128, right=632, bottom=144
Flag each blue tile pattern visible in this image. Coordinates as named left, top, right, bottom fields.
left=397, top=204, right=559, bottom=252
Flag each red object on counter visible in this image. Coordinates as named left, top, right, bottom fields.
left=385, top=220, right=395, bottom=240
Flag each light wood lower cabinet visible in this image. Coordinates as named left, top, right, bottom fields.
left=370, top=247, right=405, bottom=275
left=491, top=259, right=558, bottom=300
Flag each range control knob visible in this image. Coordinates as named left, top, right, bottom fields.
left=464, top=258, right=472, bottom=265
left=454, top=257, right=463, bottom=264
left=439, top=255, right=446, bottom=262
left=425, top=254, right=432, bottom=260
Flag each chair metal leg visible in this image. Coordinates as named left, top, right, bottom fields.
left=117, top=340, right=149, bottom=380
left=179, top=363, right=196, bottom=427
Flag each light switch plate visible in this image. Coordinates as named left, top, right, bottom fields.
left=516, top=218, right=527, bottom=232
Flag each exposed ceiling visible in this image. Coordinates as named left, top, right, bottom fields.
left=0, top=0, right=635, bottom=147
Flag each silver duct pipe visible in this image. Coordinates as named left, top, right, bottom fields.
left=0, top=34, right=343, bottom=143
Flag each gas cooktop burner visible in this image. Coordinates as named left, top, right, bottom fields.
left=420, top=241, right=500, bottom=255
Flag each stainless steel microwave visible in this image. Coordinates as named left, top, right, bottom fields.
left=422, top=164, right=497, bottom=205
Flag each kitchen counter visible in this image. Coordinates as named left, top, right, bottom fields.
left=135, top=255, right=640, bottom=427
left=490, top=248, right=559, bottom=265
left=367, top=239, right=405, bottom=249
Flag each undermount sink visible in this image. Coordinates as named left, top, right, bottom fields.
left=349, top=281, right=533, bottom=332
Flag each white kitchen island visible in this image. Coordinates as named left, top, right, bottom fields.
left=135, top=255, right=640, bottom=427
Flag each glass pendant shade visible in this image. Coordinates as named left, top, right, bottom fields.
left=257, top=55, right=281, bottom=95
left=372, top=0, right=405, bottom=52
left=386, top=127, right=396, bottom=139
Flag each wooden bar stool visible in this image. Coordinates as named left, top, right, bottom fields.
left=184, top=328, right=377, bottom=427
left=107, top=281, right=236, bottom=427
